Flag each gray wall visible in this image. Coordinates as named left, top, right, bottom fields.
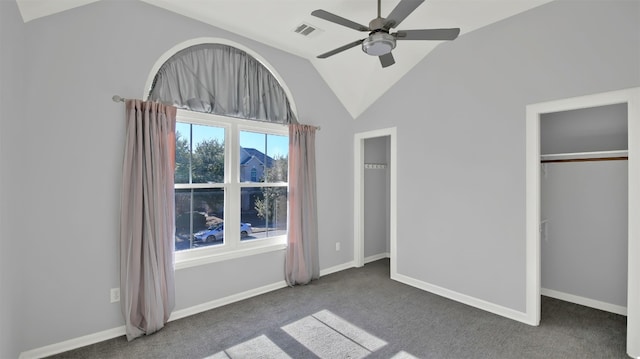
left=541, top=161, right=628, bottom=306
left=541, top=103, right=628, bottom=154
left=3, top=0, right=640, bottom=355
left=364, top=136, right=390, bottom=258
left=1, top=1, right=26, bottom=358
left=352, top=0, right=640, bottom=312
left=2, top=0, right=353, bottom=354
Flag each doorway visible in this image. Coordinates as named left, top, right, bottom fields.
left=540, top=103, right=628, bottom=315
left=354, top=127, right=397, bottom=273
left=525, top=87, right=640, bottom=358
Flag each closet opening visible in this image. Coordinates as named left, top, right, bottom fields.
left=354, top=127, right=397, bottom=274
left=525, top=87, right=640, bottom=358
left=540, top=103, right=628, bottom=315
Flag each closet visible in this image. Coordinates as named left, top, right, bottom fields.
left=363, top=136, right=390, bottom=260
left=540, top=103, right=628, bottom=314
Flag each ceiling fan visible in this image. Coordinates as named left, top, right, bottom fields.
left=311, top=0, right=460, bottom=68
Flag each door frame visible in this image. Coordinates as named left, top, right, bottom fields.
left=354, top=127, right=397, bottom=272
left=525, top=87, right=640, bottom=357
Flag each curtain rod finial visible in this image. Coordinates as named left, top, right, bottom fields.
left=112, top=95, right=125, bottom=102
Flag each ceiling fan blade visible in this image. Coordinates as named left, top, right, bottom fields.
left=317, top=39, right=365, bottom=59
left=384, top=0, right=425, bottom=29
left=395, top=28, right=460, bottom=41
left=379, top=52, right=395, bottom=68
left=311, top=10, right=370, bottom=32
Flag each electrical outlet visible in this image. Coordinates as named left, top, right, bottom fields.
left=110, top=288, right=120, bottom=303
left=336, top=242, right=340, bottom=251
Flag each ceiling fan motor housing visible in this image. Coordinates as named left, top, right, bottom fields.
left=362, top=31, right=396, bottom=56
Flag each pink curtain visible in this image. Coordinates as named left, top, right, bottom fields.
left=285, top=124, right=319, bottom=285
left=120, top=100, right=176, bottom=340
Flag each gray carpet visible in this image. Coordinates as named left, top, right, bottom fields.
left=48, top=259, right=628, bottom=358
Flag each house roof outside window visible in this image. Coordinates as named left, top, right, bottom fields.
left=240, top=148, right=274, bottom=168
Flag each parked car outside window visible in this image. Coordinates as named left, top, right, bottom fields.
left=193, top=222, right=252, bottom=242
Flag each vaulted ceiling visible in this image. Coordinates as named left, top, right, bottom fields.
left=15, top=0, right=553, bottom=118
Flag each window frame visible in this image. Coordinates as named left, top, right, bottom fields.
left=174, top=109, right=289, bottom=270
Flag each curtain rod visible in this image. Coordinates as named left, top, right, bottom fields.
left=299, top=123, right=321, bottom=130
left=113, top=95, right=320, bottom=130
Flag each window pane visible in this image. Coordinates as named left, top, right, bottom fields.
left=175, top=188, right=225, bottom=251
left=175, top=122, right=191, bottom=184
left=175, top=123, right=225, bottom=184
left=241, top=187, right=287, bottom=241
left=239, top=131, right=288, bottom=183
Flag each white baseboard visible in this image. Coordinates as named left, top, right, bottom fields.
left=541, top=288, right=627, bottom=316
left=20, top=262, right=357, bottom=359
left=391, top=272, right=531, bottom=324
left=365, top=253, right=390, bottom=264
left=320, top=261, right=355, bottom=276
left=18, top=326, right=126, bottom=359
left=169, top=280, right=289, bottom=321
left=19, top=281, right=290, bottom=359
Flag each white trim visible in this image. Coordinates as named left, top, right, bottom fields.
left=628, top=88, right=640, bottom=359
left=389, top=131, right=398, bottom=279
left=320, top=261, right=356, bottom=277
left=175, top=243, right=287, bottom=270
left=354, top=127, right=397, bottom=274
left=354, top=135, right=365, bottom=268
left=391, top=272, right=530, bottom=324
left=541, top=288, right=627, bottom=316
left=525, top=103, right=542, bottom=326
left=316, top=254, right=390, bottom=278
left=18, top=326, right=126, bottom=359
left=142, top=37, right=298, bottom=118
left=365, top=252, right=390, bottom=264
left=525, top=87, right=640, bottom=358
left=168, top=281, right=288, bottom=322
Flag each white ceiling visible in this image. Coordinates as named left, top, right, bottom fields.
left=15, top=0, right=553, bottom=118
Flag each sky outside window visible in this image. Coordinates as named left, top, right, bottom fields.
left=240, top=131, right=288, bottom=158
left=177, top=122, right=287, bottom=158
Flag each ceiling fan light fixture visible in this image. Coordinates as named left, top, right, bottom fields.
left=362, top=32, right=396, bottom=56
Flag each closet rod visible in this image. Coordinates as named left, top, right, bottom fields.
left=541, top=156, right=628, bottom=163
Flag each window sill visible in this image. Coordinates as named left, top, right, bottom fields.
left=174, top=242, right=287, bottom=270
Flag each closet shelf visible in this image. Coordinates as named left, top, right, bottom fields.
left=541, top=150, right=628, bottom=163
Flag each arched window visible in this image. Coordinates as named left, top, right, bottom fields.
left=147, top=40, right=292, bottom=266
left=148, top=43, right=296, bottom=124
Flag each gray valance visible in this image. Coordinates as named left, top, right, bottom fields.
left=148, top=43, right=296, bottom=124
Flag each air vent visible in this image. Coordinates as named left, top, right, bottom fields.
left=293, top=23, right=323, bottom=37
